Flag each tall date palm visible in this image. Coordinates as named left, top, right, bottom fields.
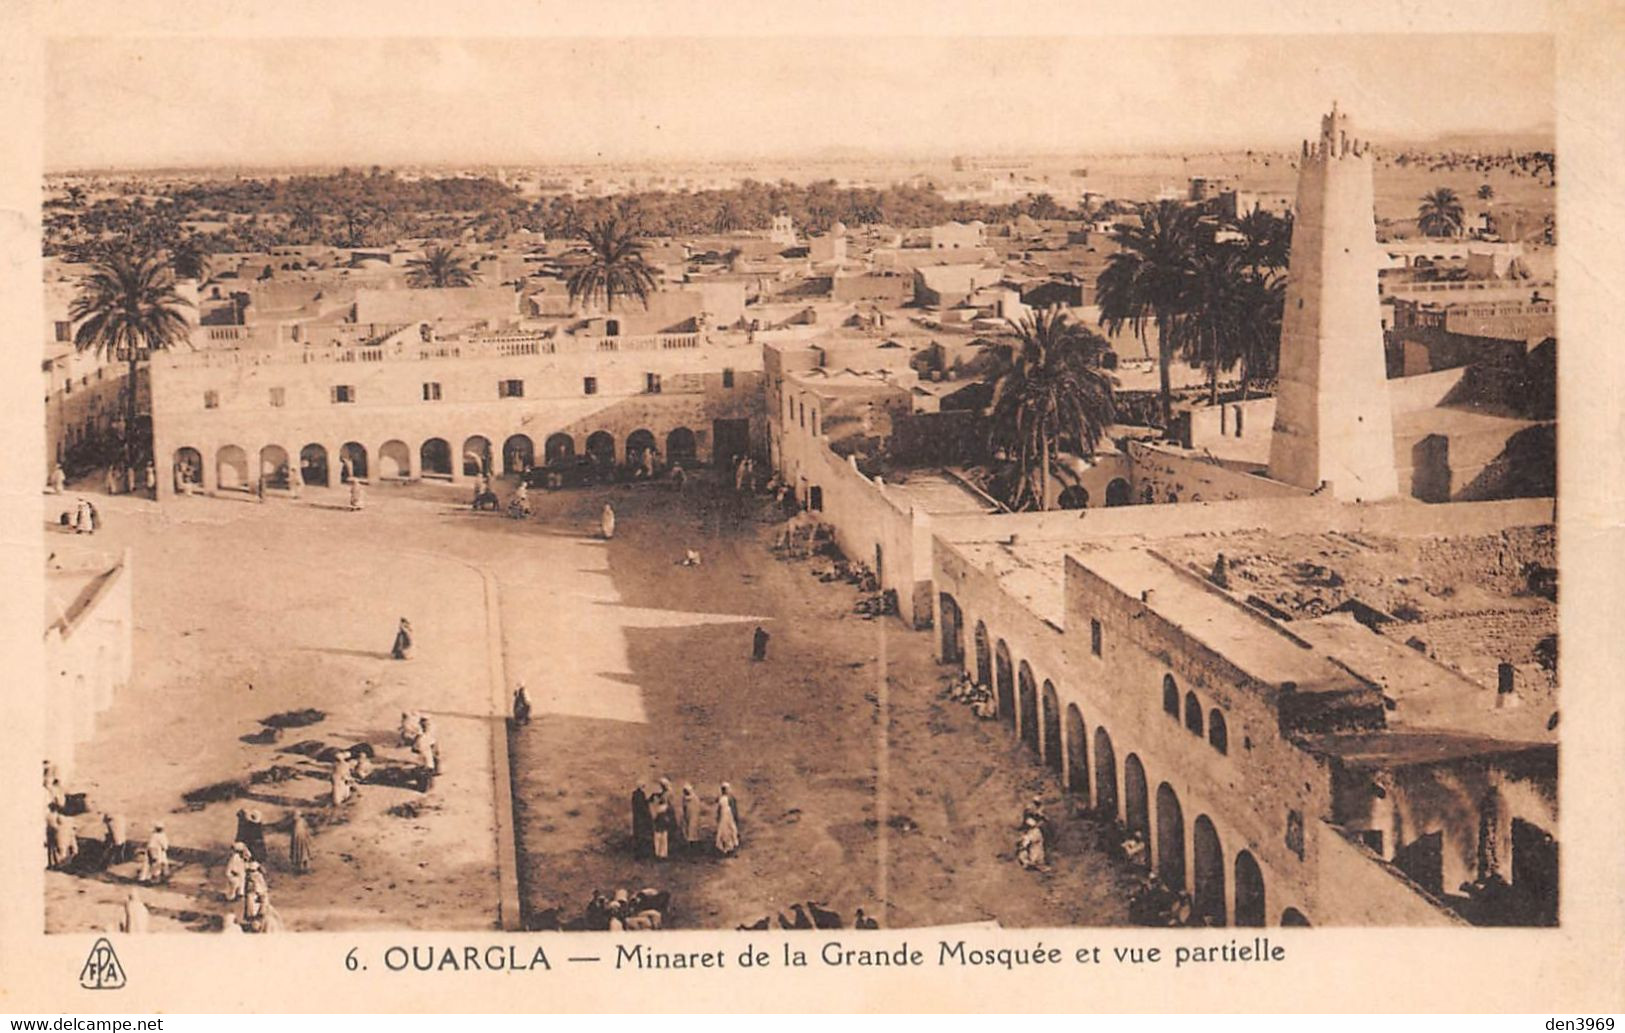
left=69, top=253, right=193, bottom=464
left=981, top=307, right=1116, bottom=511
left=566, top=218, right=660, bottom=314
left=1096, top=200, right=1202, bottom=429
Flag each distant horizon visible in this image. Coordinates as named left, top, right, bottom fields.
left=47, top=34, right=1552, bottom=173
left=44, top=122, right=1557, bottom=177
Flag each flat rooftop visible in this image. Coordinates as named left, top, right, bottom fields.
left=883, top=470, right=999, bottom=517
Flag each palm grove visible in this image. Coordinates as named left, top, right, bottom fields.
left=977, top=202, right=1290, bottom=512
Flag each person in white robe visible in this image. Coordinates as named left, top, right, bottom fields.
left=714, top=783, right=741, bottom=856
left=224, top=842, right=247, bottom=901
left=120, top=889, right=150, bottom=933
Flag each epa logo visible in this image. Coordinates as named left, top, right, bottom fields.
left=79, top=938, right=126, bottom=990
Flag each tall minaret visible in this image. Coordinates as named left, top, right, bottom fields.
left=1267, top=103, right=1399, bottom=502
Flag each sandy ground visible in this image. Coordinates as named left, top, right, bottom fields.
left=44, top=483, right=504, bottom=933
left=503, top=477, right=1139, bottom=930
left=45, top=471, right=1139, bottom=934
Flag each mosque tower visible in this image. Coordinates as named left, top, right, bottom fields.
left=1267, top=103, right=1399, bottom=502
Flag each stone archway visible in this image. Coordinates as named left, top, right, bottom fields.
left=1018, top=661, right=1038, bottom=753
left=1065, top=704, right=1089, bottom=803
left=1105, top=478, right=1132, bottom=507
left=1093, top=727, right=1118, bottom=821
left=1163, top=674, right=1180, bottom=717
left=420, top=438, right=452, bottom=478
left=173, top=447, right=203, bottom=489
left=1156, top=783, right=1187, bottom=892
left=216, top=445, right=249, bottom=491
left=626, top=429, right=657, bottom=469
left=299, top=444, right=329, bottom=487
left=1184, top=692, right=1204, bottom=737
left=586, top=431, right=616, bottom=471
left=503, top=434, right=534, bottom=475
left=974, top=622, right=991, bottom=688
left=1041, top=681, right=1062, bottom=772
left=545, top=433, right=575, bottom=464
left=462, top=436, right=492, bottom=477
left=379, top=439, right=411, bottom=480
left=1193, top=815, right=1225, bottom=927
left=1234, top=850, right=1266, bottom=927
left=340, top=442, right=368, bottom=482
left=666, top=426, right=698, bottom=466
left=259, top=444, right=290, bottom=488
left=995, top=641, right=1014, bottom=727
left=939, top=593, right=964, bottom=665
left=1124, top=756, right=1151, bottom=863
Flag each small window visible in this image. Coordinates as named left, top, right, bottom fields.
left=722, top=368, right=735, bottom=388
left=499, top=379, right=524, bottom=399
left=798, top=401, right=805, bottom=428
left=204, top=389, right=219, bottom=409
left=1209, top=710, right=1228, bottom=755
left=811, top=409, right=819, bottom=435
left=809, top=485, right=823, bottom=511
left=269, top=387, right=286, bottom=408
left=645, top=372, right=661, bottom=394
left=331, top=385, right=355, bottom=404
left=1184, top=692, right=1204, bottom=736
left=1090, top=619, right=1102, bottom=656
left=1162, top=675, right=1179, bottom=717
left=54, top=320, right=71, bottom=343
left=64, top=379, right=72, bottom=396
left=422, top=382, right=442, bottom=401
left=583, top=376, right=598, bottom=396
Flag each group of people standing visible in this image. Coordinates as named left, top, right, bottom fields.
left=104, top=460, right=156, bottom=498
left=219, top=807, right=300, bottom=932
left=630, top=780, right=740, bottom=860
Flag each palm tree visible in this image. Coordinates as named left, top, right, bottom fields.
left=168, top=235, right=212, bottom=283
left=69, top=253, right=192, bottom=465
left=406, top=244, right=475, bottom=288
left=982, top=307, right=1116, bottom=511
left=566, top=218, right=659, bottom=313
left=1173, top=237, right=1248, bottom=407
left=713, top=199, right=744, bottom=234
left=1096, top=200, right=1202, bottom=429
left=1418, top=187, right=1465, bottom=238
left=1231, top=209, right=1291, bottom=273
left=288, top=202, right=324, bottom=243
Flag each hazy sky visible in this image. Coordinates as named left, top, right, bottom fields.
left=46, top=34, right=1553, bottom=169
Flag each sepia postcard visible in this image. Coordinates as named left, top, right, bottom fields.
left=1, top=0, right=1622, bottom=1015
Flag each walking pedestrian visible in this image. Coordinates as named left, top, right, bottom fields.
left=289, top=810, right=313, bottom=874
left=391, top=618, right=413, bottom=660
left=715, top=783, right=740, bottom=856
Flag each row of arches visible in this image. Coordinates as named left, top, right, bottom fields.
left=940, top=592, right=1309, bottom=928
left=174, top=427, right=702, bottom=490
left=1162, top=674, right=1229, bottom=755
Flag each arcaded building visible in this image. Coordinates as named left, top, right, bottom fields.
left=150, top=324, right=765, bottom=499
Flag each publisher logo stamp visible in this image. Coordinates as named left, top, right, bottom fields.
left=79, top=938, right=126, bottom=990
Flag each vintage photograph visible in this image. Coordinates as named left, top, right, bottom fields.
left=38, top=33, right=1558, bottom=939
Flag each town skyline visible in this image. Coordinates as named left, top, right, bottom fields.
left=47, top=34, right=1552, bottom=171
